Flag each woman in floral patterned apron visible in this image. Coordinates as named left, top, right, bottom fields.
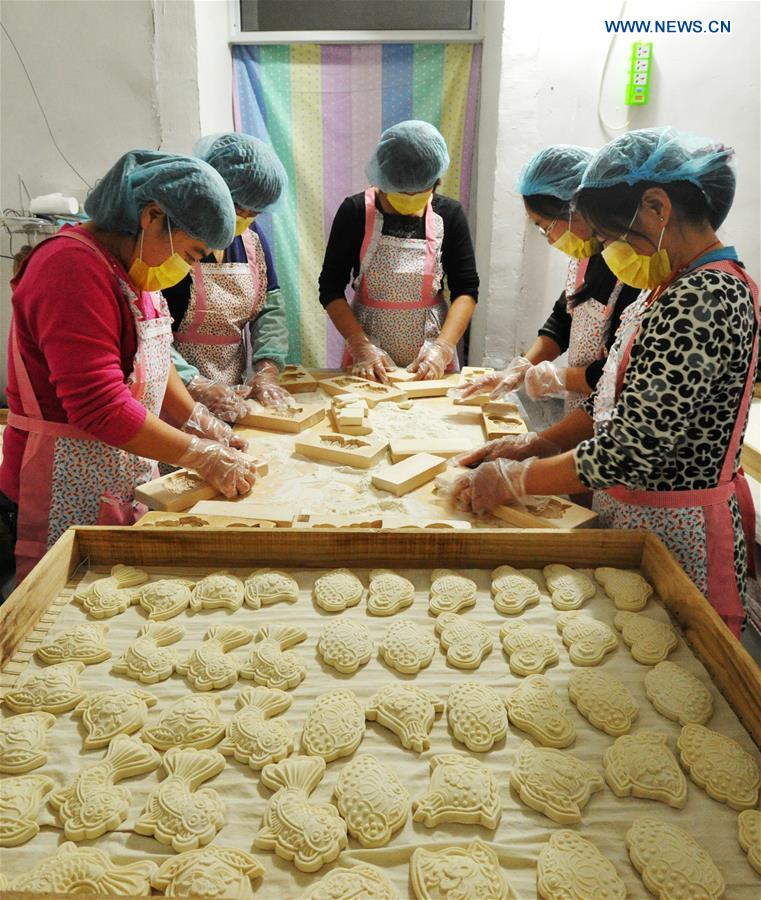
left=319, top=120, right=479, bottom=382
left=454, top=128, right=757, bottom=637
left=169, top=133, right=292, bottom=416
left=0, top=151, right=261, bottom=581
left=456, top=145, right=642, bottom=414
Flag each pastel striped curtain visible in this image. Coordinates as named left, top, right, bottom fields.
left=233, top=43, right=482, bottom=367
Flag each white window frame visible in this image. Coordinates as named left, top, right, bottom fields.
left=229, top=0, right=484, bottom=43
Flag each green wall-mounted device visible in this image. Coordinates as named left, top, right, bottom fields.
left=625, top=42, right=653, bottom=105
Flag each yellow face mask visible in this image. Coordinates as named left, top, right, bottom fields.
left=602, top=208, right=671, bottom=290
left=551, top=214, right=601, bottom=259
left=235, top=215, right=254, bottom=236
left=128, top=220, right=192, bottom=292
left=386, top=189, right=432, bottom=216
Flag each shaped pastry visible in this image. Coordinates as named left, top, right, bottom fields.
left=428, top=568, right=477, bottom=616
left=317, top=619, right=372, bottom=674
left=367, top=568, right=415, bottom=616
left=4, top=660, right=86, bottom=713
left=543, top=564, right=595, bottom=611
left=190, top=572, right=245, bottom=612
left=413, top=753, right=501, bottom=830
left=411, top=840, right=514, bottom=900
left=178, top=624, right=253, bottom=691
left=491, top=565, right=541, bottom=615
left=135, top=746, right=226, bottom=852
left=614, top=611, right=678, bottom=665
left=678, top=723, right=760, bottom=810
left=138, top=577, right=195, bottom=620
left=510, top=740, right=604, bottom=824
left=244, top=569, right=299, bottom=608
left=74, top=564, right=149, bottom=618
left=366, top=684, right=444, bottom=752
left=626, top=817, right=724, bottom=899
left=219, top=686, right=293, bottom=769
left=49, top=733, right=161, bottom=840
left=255, top=755, right=347, bottom=872
left=556, top=612, right=618, bottom=666
left=301, top=689, right=365, bottom=761
left=379, top=618, right=436, bottom=674
left=313, top=567, right=364, bottom=612
left=567, top=669, right=639, bottom=736
left=143, top=694, right=225, bottom=751
left=0, top=711, right=55, bottom=773
left=239, top=624, right=307, bottom=690
left=499, top=622, right=559, bottom=676
left=152, top=845, right=264, bottom=899
left=738, top=809, right=761, bottom=875
left=604, top=731, right=687, bottom=808
left=334, top=754, right=409, bottom=848
left=447, top=681, right=508, bottom=752
left=537, top=830, right=626, bottom=900
left=644, top=660, right=714, bottom=725
left=73, top=687, right=157, bottom=749
left=594, top=566, right=653, bottom=611
left=435, top=613, right=492, bottom=669
left=10, top=841, right=158, bottom=896
left=112, top=621, right=184, bottom=683
left=36, top=621, right=111, bottom=665
left=505, top=675, right=576, bottom=748
left=300, top=864, right=398, bottom=900
left=0, top=774, right=54, bottom=847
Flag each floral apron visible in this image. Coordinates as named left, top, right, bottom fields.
left=342, top=187, right=457, bottom=370
left=9, top=230, right=173, bottom=581
left=173, top=228, right=267, bottom=384
left=592, top=251, right=759, bottom=636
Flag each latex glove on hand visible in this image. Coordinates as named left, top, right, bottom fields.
left=346, top=332, right=395, bottom=383
left=180, top=401, right=249, bottom=452
left=457, top=431, right=560, bottom=468
left=452, top=457, right=537, bottom=515
left=450, top=356, right=531, bottom=400
left=186, top=375, right=250, bottom=423
left=178, top=437, right=259, bottom=499
left=524, top=361, right=568, bottom=400
left=407, top=337, right=455, bottom=381
left=247, top=359, right=293, bottom=411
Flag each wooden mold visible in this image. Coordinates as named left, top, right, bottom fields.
left=134, top=460, right=269, bottom=512
left=238, top=401, right=325, bottom=433
left=396, top=377, right=461, bottom=399
left=328, top=403, right=373, bottom=437
left=453, top=393, right=493, bottom=407
left=294, top=430, right=388, bottom=469
left=390, top=438, right=473, bottom=463
left=135, top=512, right=278, bottom=529
left=372, top=453, right=448, bottom=497
left=188, top=501, right=297, bottom=527
left=279, top=364, right=318, bottom=394
left=319, top=375, right=407, bottom=407
left=483, top=410, right=529, bottom=440
left=293, top=514, right=384, bottom=529
left=461, top=365, right=495, bottom=381
left=386, top=368, right=419, bottom=383
left=381, top=515, right=472, bottom=530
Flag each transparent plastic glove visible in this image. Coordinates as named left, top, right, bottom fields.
left=450, top=356, right=531, bottom=400
left=452, top=457, right=538, bottom=515
left=180, top=401, right=249, bottom=452
left=178, top=437, right=259, bottom=499
left=457, top=431, right=560, bottom=468
left=407, top=337, right=455, bottom=381
left=524, top=361, right=568, bottom=400
left=186, top=375, right=250, bottom=423
left=247, top=360, right=293, bottom=411
left=346, top=332, right=395, bottom=383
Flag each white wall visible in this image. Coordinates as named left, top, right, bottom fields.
left=195, top=0, right=234, bottom=136
left=471, top=0, right=761, bottom=363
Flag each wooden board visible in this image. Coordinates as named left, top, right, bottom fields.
left=327, top=404, right=373, bottom=436
left=188, top=500, right=298, bottom=526
left=318, top=375, right=407, bottom=407
left=386, top=368, right=419, bottom=383
left=294, top=429, right=389, bottom=469
left=238, top=401, right=325, bottom=433
left=390, top=438, right=472, bottom=463
left=453, top=392, right=492, bottom=407
left=133, top=461, right=269, bottom=512
left=482, top=410, right=529, bottom=440
left=395, top=377, right=458, bottom=399
left=279, top=364, right=318, bottom=393
left=371, top=452, right=447, bottom=496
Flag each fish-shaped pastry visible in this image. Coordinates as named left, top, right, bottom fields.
left=239, top=624, right=307, bottom=691
left=143, top=694, right=225, bottom=751
left=219, top=686, right=294, bottom=769
left=244, top=569, right=299, bottom=608
left=36, top=622, right=111, bottom=665
left=3, top=661, right=86, bottom=714
left=177, top=624, right=253, bottom=691
left=0, top=774, right=55, bottom=847
left=74, top=687, right=157, bottom=749
left=138, top=578, right=195, bottom=620
left=74, top=564, right=149, bottom=618
left=0, top=712, right=56, bottom=774
left=151, top=845, right=264, bottom=899
left=365, top=684, right=443, bottom=753
left=112, top=621, right=185, bottom=684
left=413, top=753, right=502, bottom=830
left=190, top=572, right=245, bottom=612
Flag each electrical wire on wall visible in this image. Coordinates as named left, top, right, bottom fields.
left=597, top=0, right=631, bottom=137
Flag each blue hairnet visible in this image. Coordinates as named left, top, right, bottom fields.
left=193, top=132, right=287, bottom=213
left=84, top=150, right=236, bottom=248
left=516, top=145, right=597, bottom=200
left=365, top=120, right=450, bottom=193
left=580, top=127, right=736, bottom=227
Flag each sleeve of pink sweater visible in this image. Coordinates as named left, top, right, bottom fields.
left=25, top=244, right=148, bottom=445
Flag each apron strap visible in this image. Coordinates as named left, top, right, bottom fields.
left=10, top=321, right=43, bottom=421
left=352, top=187, right=386, bottom=292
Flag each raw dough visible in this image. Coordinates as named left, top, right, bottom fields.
left=644, top=660, right=714, bottom=725
left=367, top=568, right=415, bottom=616
left=300, top=864, right=398, bottom=899
left=111, top=621, right=185, bottom=684
left=505, top=675, right=576, bottom=748
left=447, top=681, right=508, bottom=752
left=435, top=613, right=492, bottom=670
left=190, top=572, right=245, bottom=612
left=138, top=577, right=194, bottom=620
left=490, top=565, right=541, bottom=615
left=255, top=755, right=347, bottom=872
left=74, top=687, right=157, bottom=749
left=219, top=686, right=293, bottom=770
left=499, top=622, right=559, bottom=676
left=317, top=619, right=373, bottom=673
left=738, top=809, right=761, bottom=875
left=334, top=754, right=409, bottom=848
left=0, top=774, right=54, bottom=847
left=510, top=740, right=604, bottom=824
left=301, top=689, right=365, bottom=761
left=313, top=567, right=364, bottom=612
left=537, top=830, right=626, bottom=900
left=151, top=845, right=265, bottom=899
left=410, top=840, right=515, bottom=900
left=177, top=624, right=253, bottom=691
left=4, top=660, right=86, bottom=714
left=567, top=669, right=639, bottom=736
left=429, top=568, right=477, bottom=616
left=594, top=567, right=653, bottom=611
left=244, top=569, right=299, bottom=608
left=379, top=618, right=436, bottom=674
left=239, top=624, right=307, bottom=690
left=614, top=611, right=678, bottom=665
left=0, top=712, right=56, bottom=774
left=543, top=564, right=596, bottom=611
left=604, top=731, right=687, bottom=808
left=36, top=621, right=111, bottom=665
left=413, top=753, right=502, bottom=829
left=366, top=684, right=444, bottom=752
left=143, top=694, right=225, bottom=751
left=556, top=611, right=618, bottom=666
left=678, top=723, right=760, bottom=810
left=74, top=564, right=149, bottom=618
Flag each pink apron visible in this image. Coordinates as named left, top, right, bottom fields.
left=342, top=187, right=457, bottom=369
left=8, top=230, right=173, bottom=581
left=173, top=228, right=267, bottom=384
left=592, top=255, right=759, bottom=636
